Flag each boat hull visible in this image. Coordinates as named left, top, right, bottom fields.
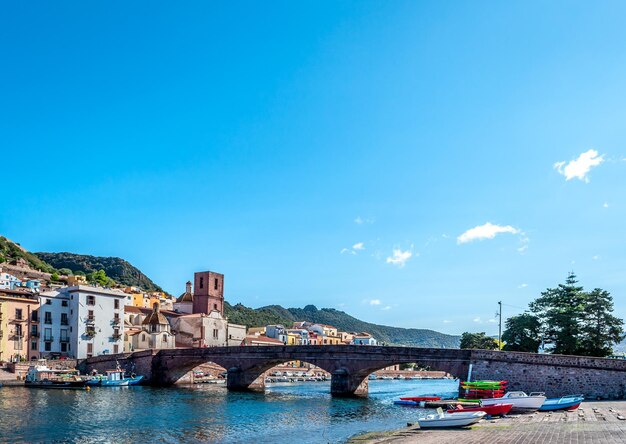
left=25, top=380, right=88, bottom=390
left=481, top=396, right=545, bottom=413
left=417, top=412, right=485, bottom=428
left=538, top=396, right=584, bottom=411
left=448, top=403, right=513, bottom=416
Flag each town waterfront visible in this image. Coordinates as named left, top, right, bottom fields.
left=0, top=379, right=458, bottom=443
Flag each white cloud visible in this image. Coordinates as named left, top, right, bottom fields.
left=354, top=216, right=374, bottom=225
left=592, top=255, right=600, bottom=261
left=369, top=299, right=381, bottom=306
left=473, top=317, right=481, bottom=323
left=603, top=202, right=609, bottom=208
left=554, top=149, right=604, bottom=182
left=381, top=305, right=391, bottom=311
left=341, top=242, right=365, bottom=255
left=340, top=248, right=356, bottom=255
left=443, top=320, right=453, bottom=324
left=488, top=318, right=497, bottom=324
left=518, top=283, right=528, bottom=288
left=386, top=249, right=413, bottom=267
left=457, top=222, right=521, bottom=244
left=352, top=242, right=365, bottom=251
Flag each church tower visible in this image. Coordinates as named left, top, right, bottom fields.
left=192, top=271, right=224, bottom=316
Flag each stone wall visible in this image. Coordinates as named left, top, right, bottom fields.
left=469, top=350, right=626, bottom=400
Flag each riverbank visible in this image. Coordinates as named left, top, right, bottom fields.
left=348, top=401, right=626, bottom=443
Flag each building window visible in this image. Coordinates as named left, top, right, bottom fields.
left=44, top=312, right=52, bottom=324
left=114, top=299, right=119, bottom=309
left=60, top=329, right=68, bottom=342
left=61, top=313, right=68, bottom=325
left=44, top=328, right=52, bottom=341
left=213, top=329, right=218, bottom=339
left=86, top=295, right=95, bottom=306
left=113, top=345, right=119, bottom=354
left=88, top=310, right=94, bottom=321
left=61, top=343, right=67, bottom=352
left=31, top=326, right=38, bottom=337
left=142, top=334, right=146, bottom=341
left=31, top=311, right=38, bottom=322
left=162, top=334, right=167, bottom=342
left=62, top=300, right=68, bottom=307
left=214, top=304, right=217, bottom=311
left=150, top=324, right=157, bottom=333
left=87, top=343, right=93, bottom=358
left=15, top=308, right=23, bottom=320
left=214, top=278, right=218, bottom=290
left=44, top=342, right=51, bottom=352
left=199, top=277, right=204, bottom=289
left=45, top=299, right=51, bottom=305
left=31, top=341, right=37, bottom=350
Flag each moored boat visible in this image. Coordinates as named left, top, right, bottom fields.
left=25, top=362, right=88, bottom=390
left=480, top=391, right=546, bottom=413
left=538, top=395, right=584, bottom=411
left=447, top=402, right=513, bottom=416
left=399, top=396, right=441, bottom=401
left=87, top=368, right=143, bottom=387
left=417, top=409, right=485, bottom=428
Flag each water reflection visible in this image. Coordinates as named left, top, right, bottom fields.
left=0, top=379, right=458, bottom=443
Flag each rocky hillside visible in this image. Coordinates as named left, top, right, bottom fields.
left=0, top=236, right=56, bottom=273
left=225, top=302, right=460, bottom=348
left=34, top=252, right=163, bottom=292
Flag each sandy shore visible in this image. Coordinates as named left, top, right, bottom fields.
left=348, top=401, right=626, bottom=443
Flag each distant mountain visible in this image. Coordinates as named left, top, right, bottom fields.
left=34, top=252, right=163, bottom=292
left=0, top=236, right=56, bottom=273
left=225, top=302, right=460, bottom=348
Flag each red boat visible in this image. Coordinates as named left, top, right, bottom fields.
left=447, top=403, right=513, bottom=417
left=399, top=396, right=441, bottom=402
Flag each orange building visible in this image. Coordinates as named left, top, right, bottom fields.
left=0, top=289, right=40, bottom=362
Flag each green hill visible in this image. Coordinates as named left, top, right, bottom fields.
left=0, top=236, right=56, bottom=273
left=225, top=302, right=460, bottom=348
left=34, top=252, right=163, bottom=292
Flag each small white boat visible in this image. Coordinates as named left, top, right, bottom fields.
left=481, top=391, right=546, bottom=413
left=417, top=409, right=485, bottom=428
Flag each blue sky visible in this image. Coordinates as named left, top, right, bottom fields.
left=2, top=1, right=626, bottom=334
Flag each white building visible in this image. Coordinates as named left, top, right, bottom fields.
left=0, top=271, right=21, bottom=290
left=39, top=285, right=126, bottom=358
left=170, top=311, right=246, bottom=348
left=124, top=304, right=176, bottom=352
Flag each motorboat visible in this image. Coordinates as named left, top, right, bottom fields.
left=480, top=391, right=546, bottom=413
left=87, top=368, right=143, bottom=387
left=538, top=395, right=584, bottom=411
left=447, top=402, right=513, bottom=416
left=417, top=409, right=485, bottom=428
left=25, top=362, right=88, bottom=390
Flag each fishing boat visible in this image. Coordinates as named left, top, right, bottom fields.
left=480, top=391, right=546, bottom=413
left=25, top=362, right=88, bottom=390
left=87, top=368, right=143, bottom=387
left=538, top=395, right=584, bottom=411
left=417, top=409, right=485, bottom=428
left=447, top=402, right=513, bottom=416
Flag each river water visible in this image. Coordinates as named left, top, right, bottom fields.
left=0, top=379, right=458, bottom=443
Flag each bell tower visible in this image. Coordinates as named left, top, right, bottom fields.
left=192, top=271, right=224, bottom=316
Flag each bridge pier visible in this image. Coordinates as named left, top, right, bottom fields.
left=330, top=369, right=368, bottom=397
left=226, top=367, right=265, bottom=392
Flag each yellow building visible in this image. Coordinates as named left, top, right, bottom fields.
left=0, top=300, right=5, bottom=362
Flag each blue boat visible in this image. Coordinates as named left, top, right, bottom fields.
left=87, top=368, right=144, bottom=387
left=538, top=395, right=584, bottom=411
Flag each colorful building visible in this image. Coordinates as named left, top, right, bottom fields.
left=0, top=289, right=40, bottom=362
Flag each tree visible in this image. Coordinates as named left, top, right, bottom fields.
left=58, top=268, right=73, bottom=276
left=87, top=269, right=115, bottom=287
left=578, top=289, right=624, bottom=357
left=460, top=332, right=499, bottom=350
left=529, top=273, right=586, bottom=355
left=502, top=313, right=541, bottom=352
left=50, top=272, right=59, bottom=282
left=529, top=273, right=624, bottom=357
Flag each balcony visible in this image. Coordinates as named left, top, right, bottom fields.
left=85, top=329, right=96, bottom=338
left=112, top=318, right=121, bottom=325
left=86, top=316, right=95, bottom=324
left=112, top=333, right=122, bottom=340
left=30, top=331, right=40, bottom=338
left=59, top=337, right=70, bottom=343
left=60, top=320, right=69, bottom=326
left=44, top=336, right=54, bottom=342
left=9, top=334, right=23, bottom=341
left=10, top=317, right=26, bottom=323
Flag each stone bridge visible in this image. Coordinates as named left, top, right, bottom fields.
left=78, top=346, right=626, bottom=398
